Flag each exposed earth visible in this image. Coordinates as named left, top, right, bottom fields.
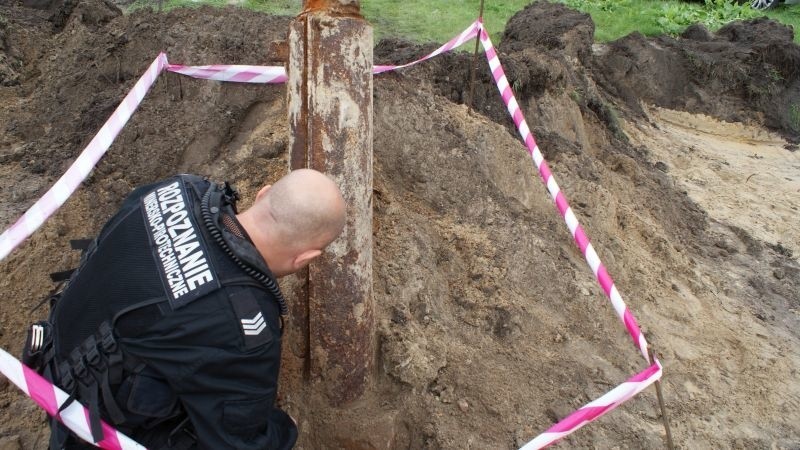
left=0, top=0, right=798, bottom=448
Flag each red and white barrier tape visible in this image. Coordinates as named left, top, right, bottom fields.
left=0, top=53, right=168, bottom=262
left=0, top=23, right=480, bottom=258
left=477, top=23, right=659, bottom=448
left=478, top=25, right=650, bottom=362
left=164, top=21, right=480, bottom=84
left=521, top=361, right=663, bottom=449
left=166, top=63, right=287, bottom=84
left=0, top=349, right=145, bottom=449
left=0, top=54, right=167, bottom=448
left=373, top=20, right=480, bottom=74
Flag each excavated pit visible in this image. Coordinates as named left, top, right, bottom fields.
left=0, top=1, right=798, bottom=448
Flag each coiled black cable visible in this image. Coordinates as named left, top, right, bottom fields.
left=200, top=185, right=288, bottom=316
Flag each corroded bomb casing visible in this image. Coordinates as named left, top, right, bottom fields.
left=287, top=0, right=374, bottom=407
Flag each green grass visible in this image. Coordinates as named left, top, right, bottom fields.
left=358, top=0, right=525, bottom=43
left=129, top=0, right=228, bottom=11
left=242, top=0, right=299, bottom=16
left=559, top=0, right=800, bottom=43
left=763, top=2, right=800, bottom=43
left=562, top=0, right=700, bottom=41
left=236, top=0, right=526, bottom=43
left=129, top=0, right=800, bottom=45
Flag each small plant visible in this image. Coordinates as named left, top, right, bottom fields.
left=768, top=68, right=784, bottom=82
left=587, top=97, right=628, bottom=142
left=655, top=0, right=759, bottom=35
left=657, top=3, right=704, bottom=35
left=789, top=103, right=800, bottom=132
left=569, top=88, right=584, bottom=104
left=702, top=0, right=760, bottom=28
left=602, top=102, right=628, bottom=142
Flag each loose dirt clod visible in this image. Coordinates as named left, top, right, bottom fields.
left=0, top=2, right=798, bottom=449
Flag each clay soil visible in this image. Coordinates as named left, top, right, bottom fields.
left=0, top=1, right=798, bottom=448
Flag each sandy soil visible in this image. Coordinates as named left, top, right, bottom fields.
left=0, top=1, right=798, bottom=449
left=624, top=108, right=800, bottom=448
left=628, top=107, right=799, bottom=260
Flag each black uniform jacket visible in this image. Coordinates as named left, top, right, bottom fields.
left=49, top=175, right=297, bottom=449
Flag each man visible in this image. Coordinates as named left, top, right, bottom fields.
left=23, top=169, right=346, bottom=449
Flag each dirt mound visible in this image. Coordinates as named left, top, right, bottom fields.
left=0, top=4, right=291, bottom=226
left=0, top=1, right=798, bottom=449
left=500, top=1, right=594, bottom=64
left=376, top=2, right=799, bottom=145
left=596, top=17, right=800, bottom=140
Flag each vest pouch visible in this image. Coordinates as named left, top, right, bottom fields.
left=222, top=391, right=273, bottom=440
left=122, top=369, right=180, bottom=420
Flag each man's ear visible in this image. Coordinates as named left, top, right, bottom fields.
left=255, top=184, right=272, bottom=202
left=292, top=249, right=322, bottom=272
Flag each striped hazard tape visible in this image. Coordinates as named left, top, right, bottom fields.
left=0, top=349, right=145, bottom=449
left=521, top=361, right=663, bottom=449
left=0, top=53, right=168, bottom=262
left=477, top=22, right=661, bottom=448
left=165, top=20, right=481, bottom=83
left=478, top=24, right=650, bottom=363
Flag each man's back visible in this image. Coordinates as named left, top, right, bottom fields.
left=41, top=175, right=296, bottom=449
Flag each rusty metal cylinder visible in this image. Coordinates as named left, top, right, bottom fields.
left=287, top=0, right=374, bottom=406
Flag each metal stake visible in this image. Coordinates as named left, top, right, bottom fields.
left=649, top=348, right=675, bottom=450
left=467, top=0, right=485, bottom=110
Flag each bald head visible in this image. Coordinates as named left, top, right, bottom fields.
left=260, top=169, right=346, bottom=250
left=237, top=169, right=346, bottom=277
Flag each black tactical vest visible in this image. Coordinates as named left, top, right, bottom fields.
left=28, top=175, right=286, bottom=448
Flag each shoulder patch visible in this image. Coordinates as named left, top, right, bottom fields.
left=229, top=290, right=273, bottom=349
left=141, top=179, right=221, bottom=310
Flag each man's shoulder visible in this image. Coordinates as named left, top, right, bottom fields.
left=222, top=285, right=281, bottom=351
left=120, top=174, right=210, bottom=205
left=132, top=285, right=280, bottom=355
